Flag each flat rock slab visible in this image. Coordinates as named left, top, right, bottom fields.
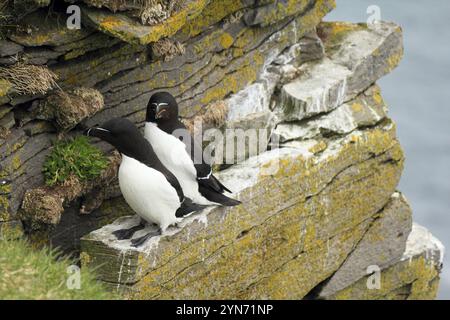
left=81, top=120, right=404, bottom=299
left=0, top=40, right=24, bottom=57
left=273, top=85, right=387, bottom=144
left=81, top=0, right=210, bottom=45
left=278, top=21, right=403, bottom=121
left=318, top=192, right=413, bottom=297
left=7, top=10, right=92, bottom=47
left=243, top=0, right=312, bottom=27
left=326, top=223, right=444, bottom=300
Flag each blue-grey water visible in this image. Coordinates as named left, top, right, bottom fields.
left=326, top=0, right=450, bottom=299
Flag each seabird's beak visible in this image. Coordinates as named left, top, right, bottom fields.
left=155, top=103, right=168, bottom=119
left=85, top=127, right=110, bottom=138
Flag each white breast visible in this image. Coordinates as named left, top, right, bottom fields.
left=118, top=155, right=181, bottom=231
left=144, top=122, right=215, bottom=205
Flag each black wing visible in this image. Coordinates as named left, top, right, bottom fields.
left=198, top=185, right=241, bottom=206
left=171, top=120, right=233, bottom=194
left=176, top=197, right=209, bottom=217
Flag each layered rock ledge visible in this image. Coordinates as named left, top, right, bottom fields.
left=0, top=0, right=444, bottom=299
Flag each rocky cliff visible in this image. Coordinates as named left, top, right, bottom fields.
left=0, top=0, right=444, bottom=299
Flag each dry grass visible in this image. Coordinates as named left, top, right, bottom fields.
left=85, top=0, right=186, bottom=25
left=0, top=63, right=58, bottom=96
left=0, top=127, right=10, bottom=140
left=40, top=87, right=104, bottom=131
left=21, top=187, right=65, bottom=226
left=152, top=37, right=185, bottom=61
left=184, top=100, right=229, bottom=133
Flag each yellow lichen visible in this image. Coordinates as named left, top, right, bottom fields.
left=351, top=102, right=364, bottom=113
left=181, top=0, right=244, bottom=37
left=219, top=32, right=234, bottom=49
left=0, top=79, right=11, bottom=97
left=386, top=50, right=404, bottom=73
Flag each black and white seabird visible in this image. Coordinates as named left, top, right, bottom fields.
left=87, top=118, right=206, bottom=247
left=145, top=92, right=241, bottom=207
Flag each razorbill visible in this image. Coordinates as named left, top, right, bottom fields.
left=87, top=118, right=206, bottom=247
left=145, top=92, right=241, bottom=207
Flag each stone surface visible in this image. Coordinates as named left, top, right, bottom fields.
left=206, top=29, right=325, bottom=164
left=0, top=1, right=444, bottom=300
left=0, top=40, right=23, bottom=57
left=12, top=0, right=51, bottom=18
left=81, top=118, right=404, bottom=298
left=244, top=0, right=312, bottom=27
left=22, top=47, right=62, bottom=66
left=318, top=192, right=413, bottom=297
left=0, top=108, right=15, bottom=131
left=81, top=0, right=210, bottom=45
left=277, top=21, right=403, bottom=122
left=7, top=10, right=93, bottom=47
left=326, top=223, right=444, bottom=300
left=272, top=85, right=387, bottom=144
left=0, top=80, right=12, bottom=99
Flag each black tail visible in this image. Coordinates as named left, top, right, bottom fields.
left=198, top=174, right=233, bottom=194
left=199, top=185, right=241, bottom=207
left=176, top=197, right=209, bottom=218
left=213, top=175, right=232, bottom=193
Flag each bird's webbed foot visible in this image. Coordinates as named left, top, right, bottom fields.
left=113, top=220, right=146, bottom=240
left=131, top=228, right=162, bottom=247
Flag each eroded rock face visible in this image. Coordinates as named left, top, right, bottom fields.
left=325, top=223, right=444, bottom=300
left=0, top=0, right=444, bottom=299
left=81, top=119, right=405, bottom=298
left=81, top=0, right=211, bottom=44
left=0, top=0, right=336, bottom=240
left=318, top=193, right=413, bottom=297
left=277, top=21, right=403, bottom=122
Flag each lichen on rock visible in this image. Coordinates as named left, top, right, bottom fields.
left=0, top=0, right=444, bottom=300
left=81, top=0, right=209, bottom=45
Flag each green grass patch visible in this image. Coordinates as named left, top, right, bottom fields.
left=0, top=238, right=117, bottom=299
left=43, top=136, right=109, bottom=187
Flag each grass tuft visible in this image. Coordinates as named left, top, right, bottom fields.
left=0, top=238, right=117, bottom=299
left=43, top=136, right=109, bottom=187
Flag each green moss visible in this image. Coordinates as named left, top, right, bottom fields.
left=0, top=238, right=117, bottom=299
left=43, top=136, right=109, bottom=187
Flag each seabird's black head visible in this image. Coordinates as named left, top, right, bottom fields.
left=86, top=118, right=148, bottom=160
left=146, top=92, right=178, bottom=124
